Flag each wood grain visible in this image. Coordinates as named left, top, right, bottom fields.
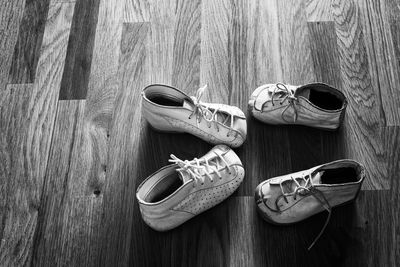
left=59, top=0, right=101, bottom=100
left=0, top=2, right=74, bottom=265
left=99, top=22, right=149, bottom=267
left=333, top=0, right=388, bottom=189
left=358, top=0, right=400, bottom=126
left=0, top=0, right=26, bottom=91
left=1, top=0, right=399, bottom=265
left=31, top=100, right=104, bottom=266
left=124, top=0, right=150, bottom=23
left=305, top=0, right=333, bottom=22
left=277, top=0, right=323, bottom=175
left=200, top=0, right=231, bottom=101
left=8, top=0, right=51, bottom=84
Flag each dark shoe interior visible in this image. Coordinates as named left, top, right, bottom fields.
left=144, top=173, right=183, bottom=203
left=320, top=167, right=359, bottom=184
left=147, top=95, right=183, bottom=107
left=309, top=89, right=343, bottom=110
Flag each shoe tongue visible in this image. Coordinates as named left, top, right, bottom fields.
left=184, top=99, right=230, bottom=125
left=282, top=171, right=325, bottom=192
left=312, top=170, right=324, bottom=184
left=295, top=87, right=311, bottom=99
left=183, top=99, right=195, bottom=111
left=177, top=169, right=192, bottom=183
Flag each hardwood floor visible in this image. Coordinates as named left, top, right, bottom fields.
left=0, top=0, right=399, bottom=266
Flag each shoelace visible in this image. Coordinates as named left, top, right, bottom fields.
left=262, top=83, right=299, bottom=122
left=274, top=174, right=332, bottom=250
left=189, top=85, right=235, bottom=137
left=168, top=152, right=233, bottom=187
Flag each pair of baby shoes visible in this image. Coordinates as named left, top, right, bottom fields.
left=136, top=83, right=364, bottom=249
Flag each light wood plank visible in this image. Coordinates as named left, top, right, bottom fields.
left=31, top=100, right=104, bottom=266
left=332, top=0, right=388, bottom=189
left=200, top=0, right=231, bottom=102
left=124, top=0, right=150, bottom=23
left=99, top=22, right=149, bottom=266
left=357, top=0, right=400, bottom=126
left=148, top=0, right=176, bottom=84
left=305, top=0, right=333, bottom=22
left=171, top=0, right=201, bottom=92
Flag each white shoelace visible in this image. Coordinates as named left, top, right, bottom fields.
left=168, top=152, right=233, bottom=186
left=189, top=85, right=235, bottom=137
left=262, top=83, right=299, bottom=122
left=275, top=173, right=332, bottom=250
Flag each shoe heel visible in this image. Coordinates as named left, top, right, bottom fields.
left=143, top=112, right=183, bottom=134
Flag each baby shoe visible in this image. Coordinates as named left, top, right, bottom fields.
left=255, top=159, right=365, bottom=249
left=248, top=83, right=347, bottom=130
left=136, top=145, right=245, bottom=231
left=142, top=84, right=247, bottom=147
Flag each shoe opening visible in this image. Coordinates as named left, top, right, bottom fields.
left=319, top=161, right=364, bottom=185
left=144, top=172, right=183, bottom=203
left=299, top=84, right=345, bottom=110
left=143, top=85, right=187, bottom=107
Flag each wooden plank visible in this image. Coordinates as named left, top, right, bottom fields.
left=200, top=0, right=231, bottom=101
left=0, top=84, right=34, bottom=266
left=332, top=0, right=388, bottom=189
left=8, top=0, right=51, bottom=84
left=0, top=2, right=75, bottom=265
left=307, top=21, right=347, bottom=164
left=0, top=0, right=26, bottom=91
left=238, top=0, right=292, bottom=196
left=148, top=0, right=176, bottom=84
left=124, top=0, right=150, bottom=23
left=357, top=0, right=400, bottom=126
left=59, top=0, right=101, bottom=100
left=386, top=126, right=400, bottom=264
left=99, top=22, right=149, bottom=266
left=171, top=0, right=201, bottom=92
left=30, top=100, right=104, bottom=266
left=276, top=0, right=323, bottom=175
left=305, top=0, right=333, bottom=21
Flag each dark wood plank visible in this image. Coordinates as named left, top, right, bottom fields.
left=0, top=0, right=26, bottom=91
left=59, top=0, right=101, bottom=100
left=332, top=0, right=388, bottom=189
left=0, top=2, right=74, bottom=265
left=8, top=0, right=51, bottom=84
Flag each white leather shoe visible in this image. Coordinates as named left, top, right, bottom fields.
left=142, top=84, right=247, bottom=147
left=248, top=83, right=347, bottom=130
left=136, top=145, right=245, bottom=231
left=255, top=159, right=365, bottom=249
